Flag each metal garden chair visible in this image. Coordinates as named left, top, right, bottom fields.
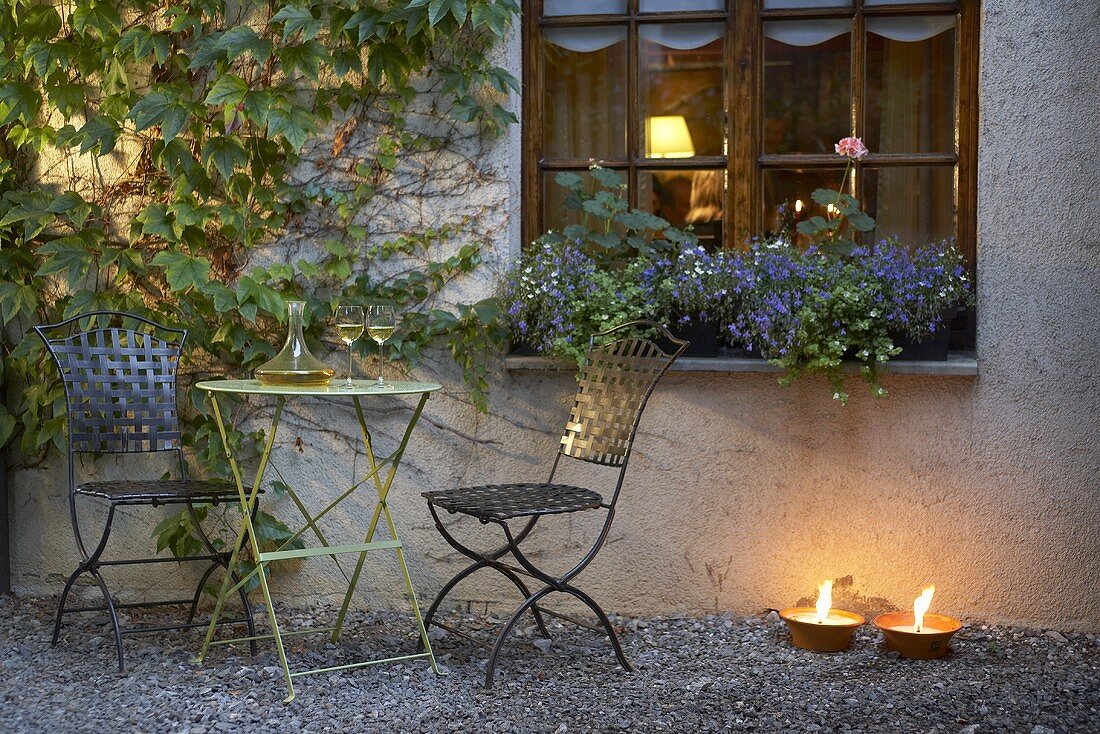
left=34, top=311, right=256, bottom=671
left=421, top=320, right=687, bottom=687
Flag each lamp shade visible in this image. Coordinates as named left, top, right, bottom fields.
left=646, top=115, right=695, bottom=158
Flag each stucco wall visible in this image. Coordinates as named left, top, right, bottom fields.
left=8, top=0, right=1100, bottom=630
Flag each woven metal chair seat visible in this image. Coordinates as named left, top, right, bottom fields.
left=423, top=483, right=604, bottom=522
left=76, top=479, right=249, bottom=504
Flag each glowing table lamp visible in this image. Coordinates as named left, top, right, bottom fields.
left=646, top=115, right=695, bottom=158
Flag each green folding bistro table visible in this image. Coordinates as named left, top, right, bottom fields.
left=193, top=379, right=442, bottom=702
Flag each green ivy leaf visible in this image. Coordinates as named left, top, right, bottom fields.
left=470, top=0, right=516, bottom=37
left=134, top=202, right=175, bottom=240
left=236, top=275, right=285, bottom=318
left=101, top=246, right=145, bottom=279
left=129, top=91, right=191, bottom=142
left=0, top=82, right=42, bottom=126
left=117, top=25, right=155, bottom=61
left=150, top=250, right=212, bottom=291
left=204, top=74, right=250, bottom=107
left=189, top=26, right=272, bottom=69
left=343, top=6, right=384, bottom=45
left=169, top=199, right=206, bottom=229
left=71, top=1, right=123, bottom=38
left=35, top=237, right=96, bottom=282
left=45, top=82, right=85, bottom=119
left=20, top=3, right=63, bottom=39
left=365, top=42, right=409, bottom=87
left=278, top=40, right=328, bottom=81
left=0, top=403, right=16, bottom=450
left=426, top=0, right=450, bottom=26
left=0, top=190, right=53, bottom=238
left=271, top=5, right=324, bottom=42
left=267, top=103, right=315, bottom=150
left=24, top=41, right=58, bottom=78
left=47, top=191, right=98, bottom=228
left=201, top=135, right=248, bottom=180
left=449, top=0, right=468, bottom=25
left=75, top=115, right=121, bottom=155
left=0, top=282, right=39, bottom=325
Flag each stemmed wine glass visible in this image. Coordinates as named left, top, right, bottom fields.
left=334, top=305, right=364, bottom=389
left=366, top=305, right=396, bottom=390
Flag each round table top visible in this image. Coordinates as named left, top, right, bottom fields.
left=195, top=379, right=442, bottom=397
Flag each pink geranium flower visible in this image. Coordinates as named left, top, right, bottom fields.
left=835, top=136, right=869, bottom=160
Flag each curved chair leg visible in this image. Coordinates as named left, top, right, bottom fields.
left=418, top=560, right=487, bottom=652
left=52, top=565, right=87, bottom=645
left=54, top=503, right=117, bottom=648
left=485, top=586, right=554, bottom=689
left=187, top=563, right=221, bottom=624
left=494, top=565, right=551, bottom=640
left=424, top=507, right=551, bottom=642
left=89, top=568, right=126, bottom=673
left=559, top=584, right=632, bottom=672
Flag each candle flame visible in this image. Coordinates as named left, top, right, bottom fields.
left=913, top=586, right=935, bottom=632
left=794, top=199, right=804, bottom=213
left=815, top=579, right=833, bottom=624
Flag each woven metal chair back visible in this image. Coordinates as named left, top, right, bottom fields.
left=559, top=321, right=686, bottom=467
left=35, top=312, right=187, bottom=454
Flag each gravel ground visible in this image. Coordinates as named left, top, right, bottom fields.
left=0, top=594, right=1097, bottom=733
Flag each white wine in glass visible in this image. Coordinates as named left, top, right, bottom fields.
left=334, top=305, right=364, bottom=389
left=366, top=304, right=396, bottom=390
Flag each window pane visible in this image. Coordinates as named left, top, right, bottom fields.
left=763, top=0, right=850, bottom=7
left=864, top=166, right=954, bottom=246
left=639, top=169, right=725, bottom=247
left=865, top=17, right=956, bottom=154
left=544, top=0, right=627, bottom=16
left=640, top=24, right=725, bottom=159
left=640, top=0, right=725, bottom=11
left=543, top=28, right=628, bottom=160
left=764, top=20, right=852, bottom=154
left=864, top=0, right=929, bottom=5
left=762, top=168, right=845, bottom=239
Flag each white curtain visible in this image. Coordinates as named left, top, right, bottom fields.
left=544, top=26, right=627, bottom=53
left=546, top=17, right=955, bottom=53
left=763, top=19, right=851, bottom=47
left=544, top=0, right=626, bottom=16
left=546, top=23, right=722, bottom=53
left=764, top=16, right=955, bottom=47
left=866, top=17, right=956, bottom=43
left=640, top=0, right=723, bottom=10
left=763, top=0, right=849, bottom=8
left=639, top=23, right=724, bottom=50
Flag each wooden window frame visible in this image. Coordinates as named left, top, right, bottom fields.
left=521, top=0, right=979, bottom=283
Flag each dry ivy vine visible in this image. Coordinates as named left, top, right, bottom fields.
left=0, top=0, right=517, bottom=583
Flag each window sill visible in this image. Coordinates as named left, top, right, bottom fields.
left=504, top=352, right=978, bottom=377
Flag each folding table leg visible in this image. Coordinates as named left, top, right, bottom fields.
left=330, top=395, right=439, bottom=673
left=197, top=396, right=297, bottom=700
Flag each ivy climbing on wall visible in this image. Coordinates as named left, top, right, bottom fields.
left=0, top=0, right=518, bottom=573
